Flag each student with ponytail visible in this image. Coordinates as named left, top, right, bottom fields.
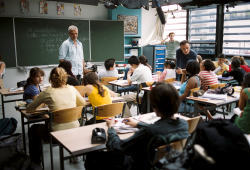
left=82, top=72, right=118, bottom=124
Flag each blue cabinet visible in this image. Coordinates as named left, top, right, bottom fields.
left=143, top=45, right=166, bottom=72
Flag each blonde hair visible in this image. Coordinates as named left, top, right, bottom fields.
left=49, top=67, right=68, bottom=88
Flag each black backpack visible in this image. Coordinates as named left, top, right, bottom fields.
left=156, top=119, right=250, bottom=170
left=0, top=133, right=33, bottom=170
left=0, top=118, right=18, bottom=137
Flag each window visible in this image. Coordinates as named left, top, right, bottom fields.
left=162, top=5, right=186, bottom=42
left=189, top=6, right=217, bottom=55
left=223, top=3, right=250, bottom=56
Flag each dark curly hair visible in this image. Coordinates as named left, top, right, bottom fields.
left=231, top=57, right=241, bottom=70
left=242, top=73, right=250, bottom=89
left=186, top=60, right=200, bottom=77
left=203, top=59, right=215, bottom=71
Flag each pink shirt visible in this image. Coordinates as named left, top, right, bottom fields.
left=198, top=71, right=218, bottom=90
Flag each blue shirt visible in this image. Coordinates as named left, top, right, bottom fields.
left=23, top=85, right=40, bottom=101
left=176, top=48, right=197, bottom=69
left=59, top=38, right=84, bottom=77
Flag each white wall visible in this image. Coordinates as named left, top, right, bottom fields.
left=0, top=0, right=108, bottom=88
left=141, top=7, right=158, bottom=45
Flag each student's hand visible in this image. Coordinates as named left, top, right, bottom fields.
left=106, top=118, right=116, bottom=128
left=123, top=118, right=138, bottom=128
left=161, top=40, right=165, bottom=44
left=176, top=68, right=182, bottom=74
left=182, top=69, right=187, bottom=74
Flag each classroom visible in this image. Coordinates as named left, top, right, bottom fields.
left=0, top=0, right=250, bottom=170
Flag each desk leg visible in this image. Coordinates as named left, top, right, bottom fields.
left=21, top=114, right=27, bottom=153
left=59, top=146, right=64, bottom=170
left=147, top=92, right=150, bottom=113
left=1, top=95, right=5, bottom=118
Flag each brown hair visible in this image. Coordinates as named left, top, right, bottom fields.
left=24, top=67, right=45, bottom=90
left=234, top=56, right=248, bottom=65
left=49, top=67, right=68, bottom=88
left=83, top=72, right=106, bottom=97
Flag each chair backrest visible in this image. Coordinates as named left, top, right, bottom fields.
left=74, top=85, right=85, bottom=97
left=51, top=106, right=84, bottom=124
left=94, top=102, right=125, bottom=119
left=100, top=77, right=118, bottom=85
left=165, top=78, right=175, bottom=83
left=153, top=138, right=187, bottom=164
left=187, top=116, right=201, bottom=134
left=209, top=83, right=226, bottom=89
left=190, top=87, right=200, bottom=96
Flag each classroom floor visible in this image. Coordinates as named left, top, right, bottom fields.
left=0, top=94, right=235, bottom=170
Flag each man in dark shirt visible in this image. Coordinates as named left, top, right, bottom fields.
left=176, top=40, right=197, bottom=80
left=176, top=40, right=197, bottom=69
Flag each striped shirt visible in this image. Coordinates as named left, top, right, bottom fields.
left=198, top=71, right=218, bottom=90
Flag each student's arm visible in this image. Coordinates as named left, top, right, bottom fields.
left=239, top=90, right=247, bottom=111
left=159, top=69, right=167, bottom=82
left=26, top=92, right=46, bottom=112
left=74, top=87, right=86, bottom=106
left=127, top=68, right=134, bottom=85
left=107, top=88, right=118, bottom=97
left=179, top=77, right=197, bottom=101
left=0, top=62, right=5, bottom=75
left=58, top=42, right=67, bottom=61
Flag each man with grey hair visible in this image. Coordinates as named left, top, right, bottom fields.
left=59, top=25, right=85, bottom=81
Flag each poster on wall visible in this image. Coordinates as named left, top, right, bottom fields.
left=20, top=0, right=29, bottom=14
left=57, top=2, right=64, bottom=16
left=117, top=15, right=138, bottom=35
left=0, top=1, right=5, bottom=13
left=40, top=0, right=48, bottom=14
left=74, top=4, right=81, bottom=16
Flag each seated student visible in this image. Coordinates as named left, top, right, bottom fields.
left=23, top=67, right=45, bottom=102
left=27, top=67, right=86, bottom=167
left=82, top=72, right=131, bottom=123
left=158, top=60, right=176, bottom=82
left=98, top=58, right=119, bottom=79
left=139, top=55, right=152, bottom=70
left=214, top=54, right=229, bottom=75
left=122, top=56, right=152, bottom=107
left=85, top=83, right=189, bottom=170
left=222, top=57, right=245, bottom=85
left=178, top=60, right=201, bottom=113
left=229, top=56, right=250, bottom=73
left=199, top=59, right=218, bottom=91
left=0, top=55, right=6, bottom=78
left=196, top=55, right=202, bottom=64
left=234, top=73, right=250, bottom=134
left=58, top=60, right=80, bottom=86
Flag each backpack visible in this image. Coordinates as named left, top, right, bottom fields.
left=0, top=118, right=18, bottom=137
left=156, top=119, right=250, bottom=170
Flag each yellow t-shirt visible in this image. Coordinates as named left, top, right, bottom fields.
left=88, top=85, right=112, bottom=120
left=27, top=85, right=86, bottom=131
left=214, top=61, right=229, bottom=75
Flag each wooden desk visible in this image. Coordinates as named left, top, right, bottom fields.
left=15, top=106, right=49, bottom=153
left=0, top=88, right=24, bottom=118
left=187, top=93, right=239, bottom=118
left=141, top=81, right=181, bottom=113
left=217, top=75, right=235, bottom=83
left=108, top=80, right=138, bottom=92
left=51, top=112, right=191, bottom=170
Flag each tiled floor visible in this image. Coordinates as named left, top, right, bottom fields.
left=0, top=94, right=235, bottom=170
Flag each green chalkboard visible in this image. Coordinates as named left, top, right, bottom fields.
left=90, top=20, right=124, bottom=62
left=15, top=18, right=90, bottom=66
left=0, top=17, right=16, bottom=67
